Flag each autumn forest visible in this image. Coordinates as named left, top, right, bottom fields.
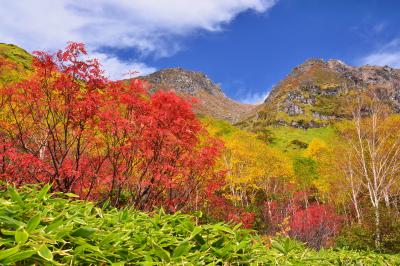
left=1, top=42, right=400, bottom=264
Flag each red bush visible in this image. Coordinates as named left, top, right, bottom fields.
left=289, top=203, right=342, bottom=249
left=0, top=42, right=222, bottom=212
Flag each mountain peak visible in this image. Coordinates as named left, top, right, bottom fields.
left=243, top=59, right=400, bottom=129
left=141, top=68, right=257, bottom=123
left=144, top=67, right=222, bottom=96
left=292, top=58, right=351, bottom=75
left=327, top=58, right=349, bottom=68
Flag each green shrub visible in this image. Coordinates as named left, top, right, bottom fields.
left=336, top=208, right=400, bottom=254
left=0, top=184, right=268, bottom=264
left=1, top=184, right=399, bottom=265
left=335, top=224, right=375, bottom=251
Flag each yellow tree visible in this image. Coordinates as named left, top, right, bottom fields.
left=204, top=117, right=293, bottom=208
left=306, top=136, right=362, bottom=223
left=334, top=93, right=400, bottom=249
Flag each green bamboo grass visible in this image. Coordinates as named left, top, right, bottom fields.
left=0, top=185, right=399, bottom=265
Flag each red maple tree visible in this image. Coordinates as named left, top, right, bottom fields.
left=0, top=42, right=223, bottom=212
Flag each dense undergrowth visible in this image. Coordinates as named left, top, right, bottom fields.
left=1, top=185, right=399, bottom=265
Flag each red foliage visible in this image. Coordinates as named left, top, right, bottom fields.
left=289, top=203, right=342, bottom=249
left=0, top=42, right=222, bottom=212
left=259, top=184, right=298, bottom=233
left=227, top=211, right=256, bottom=229
left=259, top=189, right=342, bottom=248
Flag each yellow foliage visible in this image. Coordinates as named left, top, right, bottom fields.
left=203, top=117, right=293, bottom=205
left=304, top=138, right=327, bottom=159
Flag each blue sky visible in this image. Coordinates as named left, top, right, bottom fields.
left=2, top=0, right=400, bottom=103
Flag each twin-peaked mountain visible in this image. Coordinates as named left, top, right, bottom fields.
left=2, top=42, right=400, bottom=130
left=140, top=59, right=400, bottom=130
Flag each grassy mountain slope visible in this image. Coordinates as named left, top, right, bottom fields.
left=264, top=125, right=336, bottom=157
left=0, top=43, right=32, bottom=82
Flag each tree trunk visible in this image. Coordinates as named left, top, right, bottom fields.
left=352, top=195, right=362, bottom=224
left=374, top=204, right=381, bottom=249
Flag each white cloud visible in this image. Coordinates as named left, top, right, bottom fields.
left=359, top=38, right=400, bottom=68
left=361, top=52, right=400, bottom=68
left=0, top=0, right=276, bottom=79
left=240, top=91, right=269, bottom=104
left=91, top=52, right=157, bottom=80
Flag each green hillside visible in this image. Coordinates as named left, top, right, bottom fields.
left=0, top=43, right=32, bottom=68
left=203, top=115, right=336, bottom=158
left=0, top=43, right=32, bottom=82
left=263, top=126, right=336, bottom=157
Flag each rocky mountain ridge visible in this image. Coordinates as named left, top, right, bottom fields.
left=241, top=58, right=400, bottom=129
left=141, top=68, right=257, bottom=123
left=2, top=43, right=400, bottom=128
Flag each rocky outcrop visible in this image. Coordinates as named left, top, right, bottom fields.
left=243, top=59, right=400, bottom=129
left=141, top=68, right=257, bottom=123
left=284, top=102, right=304, bottom=116
left=144, top=68, right=221, bottom=96
left=312, top=112, right=336, bottom=120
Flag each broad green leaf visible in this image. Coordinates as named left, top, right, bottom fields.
left=211, top=237, right=224, bottom=248
left=71, top=227, right=96, bottom=238
left=37, top=184, right=51, bottom=200
left=1, top=229, right=16, bottom=235
left=45, top=218, right=64, bottom=233
left=15, top=229, right=29, bottom=244
left=120, top=209, right=129, bottom=221
left=65, top=192, right=79, bottom=198
left=0, top=245, right=19, bottom=260
left=94, top=207, right=103, bottom=218
left=37, top=245, right=53, bottom=261
left=26, top=214, right=41, bottom=232
left=0, top=199, right=12, bottom=205
left=235, top=240, right=249, bottom=252
left=0, top=216, right=25, bottom=228
left=213, top=224, right=234, bottom=234
left=152, top=241, right=170, bottom=261
left=272, top=240, right=286, bottom=255
left=192, top=210, right=203, bottom=218
left=194, top=234, right=205, bottom=245
left=101, top=199, right=110, bottom=210
left=172, top=241, right=190, bottom=258
left=8, top=187, right=23, bottom=205
left=2, top=250, right=36, bottom=264
left=190, top=227, right=202, bottom=238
